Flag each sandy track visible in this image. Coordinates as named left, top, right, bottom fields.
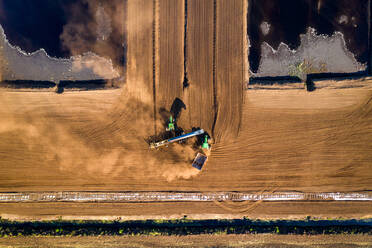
left=2, top=235, right=371, bottom=248
left=0, top=201, right=371, bottom=220
left=156, top=0, right=184, bottom=118
left=182, top=0, right=215, bottom=134
left=213, top=0, right=245, bottom=142
left=3, top=235, right=372, bottom=248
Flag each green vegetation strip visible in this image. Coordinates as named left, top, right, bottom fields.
left=0, top=218, right=370, bottom=237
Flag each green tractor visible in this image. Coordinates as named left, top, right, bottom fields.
left=166, top=116, right=175, bottom=131
left=202, top=135, right=210, bottom=150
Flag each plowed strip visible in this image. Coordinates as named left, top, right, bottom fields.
left=126, top=0, right=154, bottom=105
left=156, top=0, right=184, bottom=114
left=214, top=0, right=245, bottom=141
left=183, top=0, right=215, bottom=133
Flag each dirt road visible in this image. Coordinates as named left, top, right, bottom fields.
left=0, top=201, right=371, bottom=220
left=1, top=234, right=371, bottom=248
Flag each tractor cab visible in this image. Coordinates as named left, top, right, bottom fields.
left=166, top=116, right=175, bottom=132
left=202, top=135, right=210, bottom=150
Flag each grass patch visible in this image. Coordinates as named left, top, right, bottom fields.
left=0, top=218, right=370, bottom=237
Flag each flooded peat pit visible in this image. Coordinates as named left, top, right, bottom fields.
left=248, top=0, right=370, bottom=77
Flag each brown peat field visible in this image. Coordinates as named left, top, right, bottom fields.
left=1, top=234, right=372, bottom=248
left=0, top=0, right=371, bottom=222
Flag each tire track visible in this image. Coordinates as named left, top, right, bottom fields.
left=211, top=0, right=218, bottom=139
left=152, top=0, right=159, bottom=135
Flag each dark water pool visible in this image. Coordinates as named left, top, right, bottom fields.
left=0, top=0, right=76, bottom=58
left=248, top=0, right=370, bottom=73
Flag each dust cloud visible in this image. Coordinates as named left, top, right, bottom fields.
left=113, top=81, right=201, bottom=182
left=71, top=54, right=118, bottom=79
left=60, top=0, right=125, bottom=77
left=0, top=117, right=39, bottom=140
left=0, top=80, right=200, bottom=183
left=161, top=143, right=200, bottom=182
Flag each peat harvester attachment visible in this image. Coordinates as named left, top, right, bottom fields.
left=149, top=129, right=205, bottom=149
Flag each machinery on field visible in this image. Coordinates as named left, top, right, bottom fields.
left=166, top=116, right=175, bottom=131
left=149, top=129, right=205, bottom=149
left=191, top=152, right=208, bottom=170
left=149, top=115, right=211, bottom=170
left=202, top=135, right=210, bottom=149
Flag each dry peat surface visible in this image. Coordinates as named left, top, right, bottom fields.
left=0, top=0, right=371, bottom=220
left=1, top=235, right=372, bottom=248
left=1, top=83, right=371, bottom=218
